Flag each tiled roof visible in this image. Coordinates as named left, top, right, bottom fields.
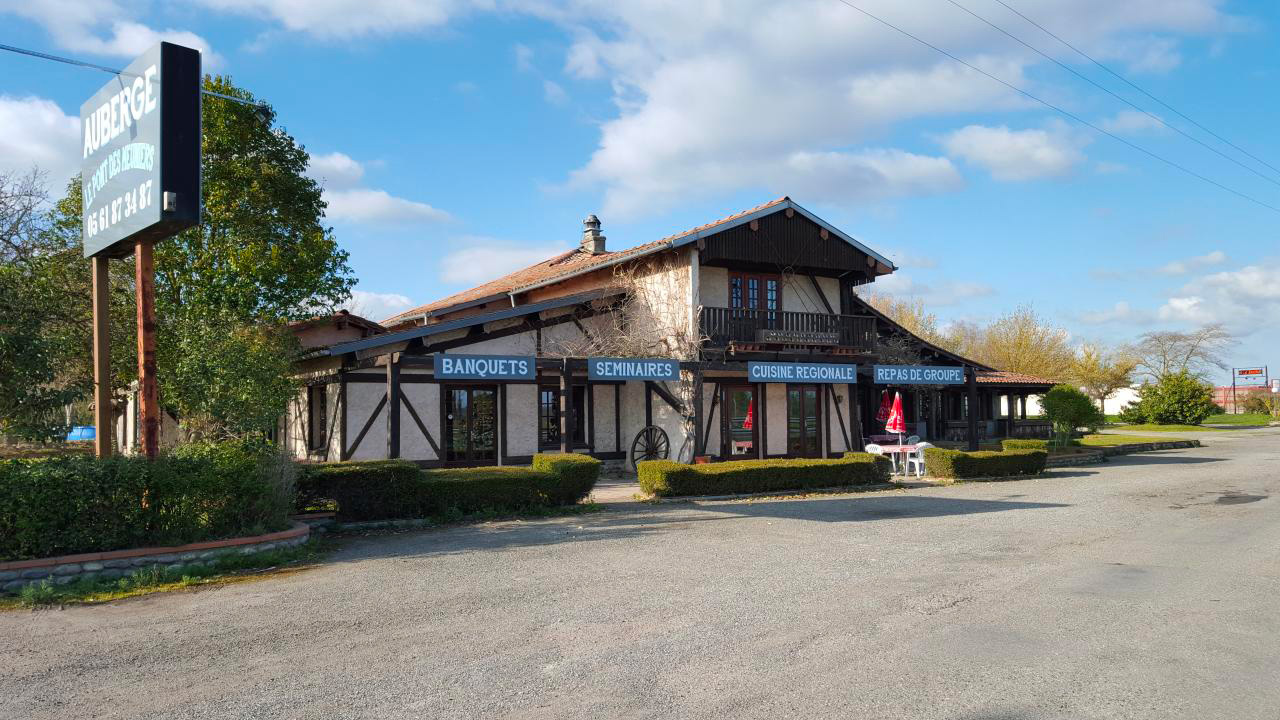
left=381, top=197, right=792, bottom=327
left=976, top=370, right=1057, bottom=386
left=288, top=310, right=385, bottom=334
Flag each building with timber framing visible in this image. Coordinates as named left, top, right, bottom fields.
left=283, top=197, right=1055, bottom=467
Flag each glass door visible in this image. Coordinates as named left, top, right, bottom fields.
left=722, top=385, right=758, bottom=457
left=787, top=385, right=821, bottom=457
left=445, top=385, right=498, bottom=463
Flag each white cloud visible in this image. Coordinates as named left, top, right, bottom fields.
left=1157, top=260, right=1280, bottom=333
left=543, top=79, right=568, bottom=105
left=1158, top=250, right=1227, bottom=275
left=872, top=272, right=994, bottom=307
left=782, top=149, right=963, bottom=203
left=0, top=96, right=80, bottom=188
left=325, top=188, right=450, bottom=224
left=0, top=1, right=219, bottom=62
left=195, top=0, right=473, bottom=38
left=1100, top=109, right=1166, bottom=134
left=941, top=124, right=1087, bottom=181
left=308, top=152, right=449, bottom=225
left=340, top=289, right=415, bottom=323
left=1076, top=301, right=1155, bottom=326
left=438, top=239, right=566, bottom=286
left=514, top=43, right=535, bottom=73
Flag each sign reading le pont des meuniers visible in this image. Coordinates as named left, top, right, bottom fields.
left=80, top=42, right=201, bottom=258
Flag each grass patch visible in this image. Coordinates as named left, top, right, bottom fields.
left=1205, top=413, right=1273, bottom=425
left=1079, top=434, right=1184, bottom=446
left=1104, top=423, right=1224, bottom=433
left=0, top=539, right=331, bottom=610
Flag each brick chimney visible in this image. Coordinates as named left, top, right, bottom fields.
left=581, top=214, right=606, bottom=255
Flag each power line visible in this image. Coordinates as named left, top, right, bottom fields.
left=829, top=0, right=1280, bottom=214
left=944, top=0, right=1280, bottom=189
left=991, top=0, right=1280, bottom=181
left=0, top=42, right=123, bottom=75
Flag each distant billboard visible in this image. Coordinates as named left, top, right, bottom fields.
left=81, top=42, right=201, bottom=258
left=1234, top=367, right=1267, bottom=387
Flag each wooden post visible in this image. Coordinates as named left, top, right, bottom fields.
left=692, top=371, right=704, bottom=456
left=1007, top=393, right=1016, bottom=438
left=135, top=240, right=159, bottom=459
left=386, top=354, right=401, bottom=459
left=91, top=256, right=113, bottom=458
left=560, top=359, right=571, bottom=454
left=966, top=366, right=979, bottom=451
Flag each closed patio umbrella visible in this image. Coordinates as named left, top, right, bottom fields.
left=886, top=391, right=906, bottom=443
left=875, top=390, right=891, bottom=423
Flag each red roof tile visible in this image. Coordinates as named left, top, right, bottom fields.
left=976, top=370, right=1057, bottom=386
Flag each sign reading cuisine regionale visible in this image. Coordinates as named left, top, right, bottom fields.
left=873, top=365, right=966, bottom=385
left=80, top=42, right=201, bottom=258
left=747, top=362, right=858, bottom=383
left=588, top=357, right=679, bottom=382
left=434, top=354, right=536, bottom=380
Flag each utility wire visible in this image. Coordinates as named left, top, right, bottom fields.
left=0, top=42, right=124, bottom=75
left=991, top=0, right=1280, bottom=181
left=944, top=0, right=1280, bottom=189
left=829, top=0, right=1280, bottom=214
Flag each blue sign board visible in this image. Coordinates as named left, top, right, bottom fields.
left=434, top=354, right=535, bottom=381
left=588, top=357, right=679, bottom=382
left=747, top=362, right=858, bottom=384
left=873, top=365, right=965, bottom=385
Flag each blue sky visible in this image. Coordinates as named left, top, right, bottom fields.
left=1, top=0, right=1277, bottom=384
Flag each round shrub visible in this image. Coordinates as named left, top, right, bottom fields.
left=1137, top=372, right=1217, bottom=425
left=1042, top=384, right=1105, bottom=446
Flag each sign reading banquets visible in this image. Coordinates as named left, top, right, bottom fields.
left=80, top=42, right=201, bottom=258
left=873, top=365, right=966, bottom=385
left=747, top=362, right=857, bottom=383
left=434, top=354, right=536, bottom=381
left=588, top=357, right=679, bottom=382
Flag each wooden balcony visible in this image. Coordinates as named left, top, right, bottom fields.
left=700, top=306, right=876, bottom=351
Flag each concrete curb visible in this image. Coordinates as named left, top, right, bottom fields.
left=646, top=482, right=902, bottom=503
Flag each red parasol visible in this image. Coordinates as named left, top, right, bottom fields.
left=743, top=398, right=754, bottom=430
left=885, top=391, right=906, bottom=436
left=875, top=390, right=891, bottom=423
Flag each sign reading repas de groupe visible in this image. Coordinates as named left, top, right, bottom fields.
left=873, top=365, right=966, bottom=385
left=80, top=42, right=202, bottom=258
left=747, top=362, right=858, bottom=384
left=588, top=357, right=679, bottom=382
left=434, top=354, right=536, bottom=381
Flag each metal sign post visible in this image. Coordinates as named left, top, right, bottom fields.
left=81, top=42, right=201, bottom=458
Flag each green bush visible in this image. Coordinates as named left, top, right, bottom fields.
left=1001, top=438, right=1048, bottom=451
left=298, top=453, right=600, bottom=521
left=922, top=448, right=1047, bottom=480
left=1120, top=373, right=1218, bottom=426
left=0, top=440, right=293, bottom=562
left=637, top=453, right=891, bottom=497
left=1116, top=401, right=1147, bottom=424
left=1042, top=384, right=1105, bottom=446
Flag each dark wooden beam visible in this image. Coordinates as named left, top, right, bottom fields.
left=559, top=359, right=571, bottom=454
left=966, top=366, right=979, bottom=451
left=832, top=385, right=851, bottom=452
left=614, top=383, right=622, bottom=453
left=807, top=273, right=835, bottom=315
left=387, top=356, right=401, bottom=459
left=702, top=382, right=720, bottom=456
left=401, top=392, right=440, bottom=456
left=647, top=381, right=683, bottom=415
left=346, top=393, right=387, bottom=460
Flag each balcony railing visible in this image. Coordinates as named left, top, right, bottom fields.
left=701, top=306, right=876, bottom=351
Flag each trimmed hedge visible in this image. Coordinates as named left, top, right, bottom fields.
left=637, top=453, right=891, bottom=497
left=1001, top=439, right=1049, bottom=451
left=922, top=448, right=1048, bottom=480
left=297, top=452, right=601, bottom=521
left=0, top=441, right=294, bottom=562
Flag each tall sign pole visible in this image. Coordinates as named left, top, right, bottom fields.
left=81, top=42, right=201, bottom=458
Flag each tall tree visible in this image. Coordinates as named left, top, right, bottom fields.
left=859, top=292, right=945, bottom=346
left=31, top=75, right=356, bottom=439
left=1128, top=325, right=1232, bottom=382
left=972, top=306, right=1074, bottom=380
left=1071, top=343, right=1137, bottom=411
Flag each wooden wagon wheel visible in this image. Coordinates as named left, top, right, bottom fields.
left=630, top=425, right=670, bottom=467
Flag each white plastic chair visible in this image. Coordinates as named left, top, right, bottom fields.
left=906, top=434, right=921, bottom=445
left=865, top=443, right=897, bottom=474
left=905, top=442, right=933, bottom=478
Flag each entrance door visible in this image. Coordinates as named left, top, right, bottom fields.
left=444, top=385, right=497, bottom=463
left=787, top=384, right=821, bottom=457
left=721, top=385, right=758, bottom=458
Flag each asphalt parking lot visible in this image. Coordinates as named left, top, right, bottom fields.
left=4, top=428, right=1279, bottom=719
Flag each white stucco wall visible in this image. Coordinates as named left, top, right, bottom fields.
left=766, top=383, right=788, bottom=456
left=699, top=266, right=729, bottom=308
left=592, top=384, right=618, bottom=454
left=701, top=386, right=721, bottom=457
left=826, top=384, right=855, bottom=455
left=345, top=381, right=388, bottom=461
left=399, top=377, right=439, bottom=461
left=506, top=384, right=538, bottom=457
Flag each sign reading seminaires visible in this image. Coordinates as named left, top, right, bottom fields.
left=588, top=357, right=679, bottom=382
left=873, top=365, right=965, bottom=385
left=81, top=42, right=201, bottom=258
left=434, top=354, right=535, bottom=381
left=747, top=362, right=857, bottom=384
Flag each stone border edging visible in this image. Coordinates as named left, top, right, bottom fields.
left=651, top=482, right=899, bottom=503
left=0, top=522, right=310, bottom=594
